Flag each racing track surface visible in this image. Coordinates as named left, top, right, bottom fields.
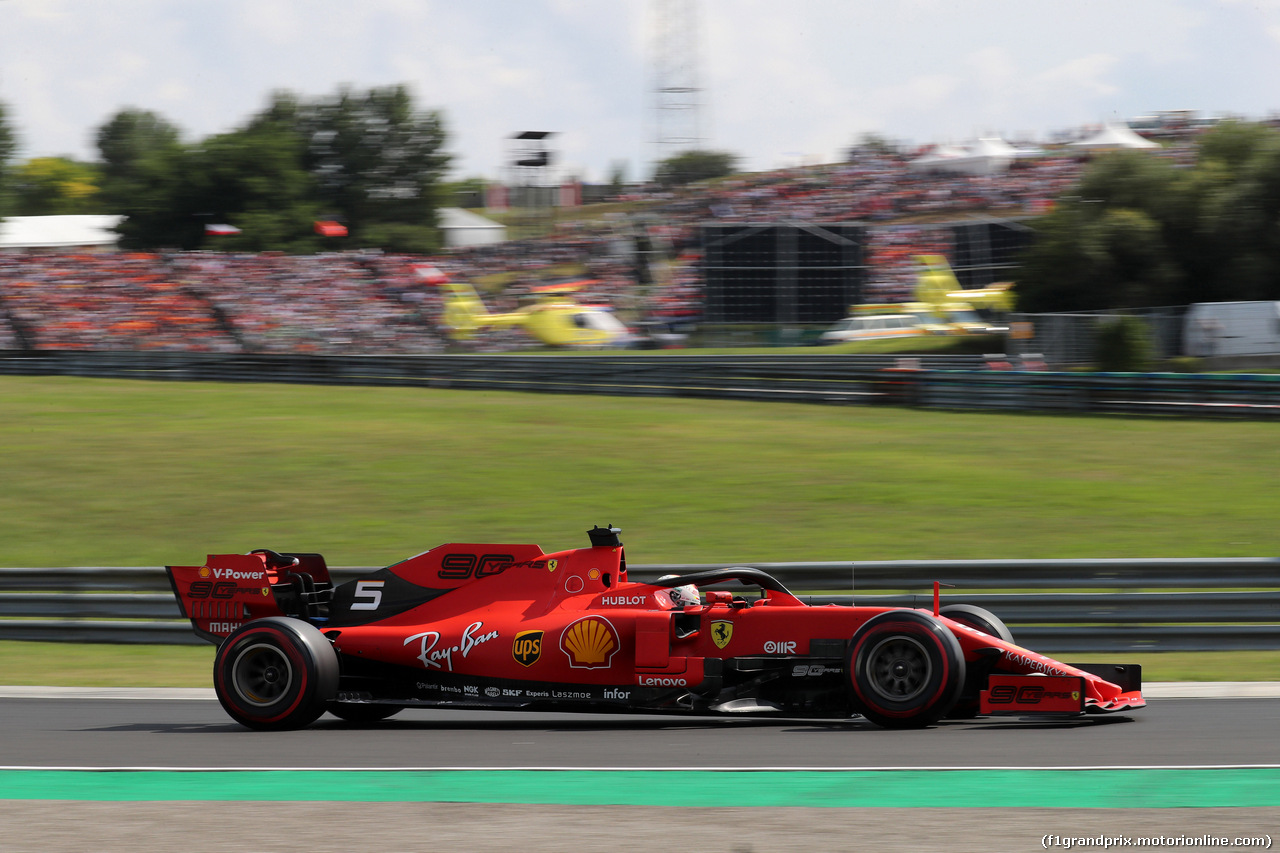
left=2, top=695, right=1278, bottom=768
left=4, top=695, right=1279, bottom=853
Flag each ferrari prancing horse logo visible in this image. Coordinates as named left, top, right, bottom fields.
left=711, top=620, right=733, bottom=649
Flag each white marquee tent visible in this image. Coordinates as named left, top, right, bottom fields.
left=907, top=138, right=1022, bottom=176
left=0, top=215, right=125, bottom=250
left=1068, top=124, right=1160, bottom=151
left=438, top=207, right=507, bottom=249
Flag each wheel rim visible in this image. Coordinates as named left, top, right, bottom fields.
left=231, top=642, right=295, bottom=708
left=865, top=635, right=932, bottom=703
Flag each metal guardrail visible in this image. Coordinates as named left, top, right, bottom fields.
left=4, top=349, right=1279, bottom=418
left=2, top=559, right=1276, bottom=652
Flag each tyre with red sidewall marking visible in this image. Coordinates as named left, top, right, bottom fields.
left=939, top=603, right=1014, bottom=718
left=940, top=603, right=1014, bottom=643
left=847, top=610, right=965, bottom=729
left=214, top=617, right=339, bottom=731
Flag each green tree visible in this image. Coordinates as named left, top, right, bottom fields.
left=1018, top=122, right=1280, bottom=311
left=187, top=122, right=323, bottom=252
left=1196, top=120, right=1276, bottom=176
left=287, top=85, right=450, bottom=241
left=110, top=145, right=197, bottom=249
left=1094, top=314, right=1154, bottom=372
left=608, top=160, right=629, bottom=196
left=848, top=132, right=897, bottom=157
left=653, top=149, right=739, bottom=186
left=95, top=109, right=182, bottom=208
left=11, top=157, right=104, bottom=215
left=100, top=85, right=451, bottom=252
left=1203, top=132, right=1280, bottom=301
left=0, top=101, right=18, bottom=216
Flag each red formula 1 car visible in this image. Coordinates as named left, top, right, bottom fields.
left=167, top=526, right=1145, bottom=730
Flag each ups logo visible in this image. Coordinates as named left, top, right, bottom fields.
left=513, top=630, right=543, bottom=667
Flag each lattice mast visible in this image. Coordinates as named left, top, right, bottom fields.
left=650, top=0, right=706, bottom=175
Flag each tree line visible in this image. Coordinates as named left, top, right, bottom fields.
left=1017, top=121, right=1280, bottom=311
left=0, top=86, right=450, bottom=253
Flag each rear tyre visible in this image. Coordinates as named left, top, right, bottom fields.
left=214, top=617, right=339, bottom=731
left=847, top=610, right=965, bottom=729
left=328, top=703, right=404, bottom=724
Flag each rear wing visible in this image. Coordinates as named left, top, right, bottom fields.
left=167, top=550, right=333, bottom=644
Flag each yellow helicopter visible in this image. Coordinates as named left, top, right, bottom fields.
left=851, top=254, right=1014, bottom=335
left=423, top=267, right=636, bottom=349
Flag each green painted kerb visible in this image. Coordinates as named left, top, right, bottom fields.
left=2, top=769, right=1279, bottom=808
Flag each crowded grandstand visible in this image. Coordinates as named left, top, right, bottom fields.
left=0, top=123, right=1226, bottom=353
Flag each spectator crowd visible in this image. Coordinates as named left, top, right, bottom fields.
left=0, top=135, right=1196, bottom=353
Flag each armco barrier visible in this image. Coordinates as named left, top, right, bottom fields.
left=4, top=350, right=1280, bottom=418
left=1, top=558, right=1276, bottom=652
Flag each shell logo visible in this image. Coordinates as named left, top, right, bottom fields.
left=199, top=567, right=211, bottom=579
left=560, top=616, right=619, bottom=669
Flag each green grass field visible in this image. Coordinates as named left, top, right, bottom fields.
left=2, top=375, right=1278, bottom=684
left=3, top=376, right=1278, bottom=566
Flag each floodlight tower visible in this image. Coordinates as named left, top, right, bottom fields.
left=650, top=0, right=706, bottom=178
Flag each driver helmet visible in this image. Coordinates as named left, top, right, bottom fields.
left=659, top=575, right=701, bottom=609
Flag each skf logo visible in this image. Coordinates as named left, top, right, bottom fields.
left=512, top=630, right=543, bottom=667
left=711, top=620, right=733, bottom=649
left=560, top=616, right=619, bottom=669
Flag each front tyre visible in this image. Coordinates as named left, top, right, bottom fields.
left=214, top=617, right=339, bottom=731
left=847, top=610, right=965, bottom=729
left=940, top=603, right=1014, bottom=643
left=940, top=603, right=1013, bottom=718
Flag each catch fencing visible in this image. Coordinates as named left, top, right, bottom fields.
left=3, top=350, right=1280, bottom=418
left=1007, top=309, right=1187, bottom=366
left=2, top=558, right=1276, bottom=653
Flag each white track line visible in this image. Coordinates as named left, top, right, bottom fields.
left=3, top=764, right=1280, bottom=772
left=3, top=683, right=1279, bottom=700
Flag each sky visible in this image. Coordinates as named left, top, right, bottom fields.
left=3, top=0, right=1280, bottom=184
